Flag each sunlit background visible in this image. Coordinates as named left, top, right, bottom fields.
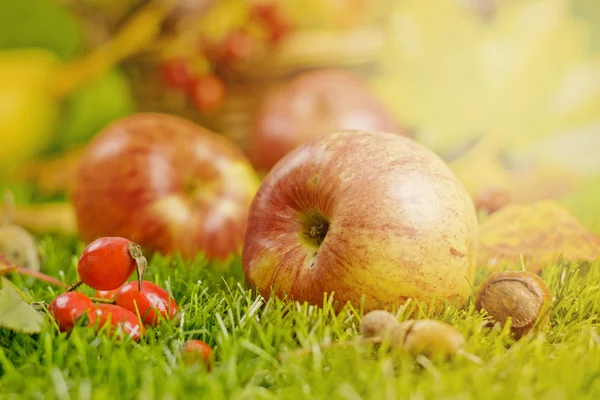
left=1, top=0, right=600, bottom=233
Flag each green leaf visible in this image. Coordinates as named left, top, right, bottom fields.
left=0, top=0, right=81, bottom=60
left=53, top=68, right=135, bottom=150
left=0, top=277, right=43, bottom=334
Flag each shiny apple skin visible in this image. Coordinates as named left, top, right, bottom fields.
left=247, top=69, right=406, bottom=172
left=242, top=131, right=478, bottom=311
left=71, top=113, right=259, bottom=260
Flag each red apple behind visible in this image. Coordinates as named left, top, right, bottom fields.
left=247, top=69, right=407, bottom=172
left=242, top=130, right=478, bottom=311
left=71, top=113, right=259, bottom=260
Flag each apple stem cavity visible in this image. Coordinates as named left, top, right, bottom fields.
left=128, top=243, right=147, bottom=292
left=302, top=214, right=330, bottom=248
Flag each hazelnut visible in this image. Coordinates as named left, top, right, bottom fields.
left=359, top=310, right=399, bottom=339
left=389, top=319, right=466, bottom=360
left=475, top=271, right=552, bottom=338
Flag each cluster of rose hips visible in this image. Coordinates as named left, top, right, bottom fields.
left=47, top=237, right=178, bottom=341
left=47, top=237, right=213, bottom=365
left=159, top=3, right=294, bottom=114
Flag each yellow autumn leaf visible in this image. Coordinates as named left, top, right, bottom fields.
left=371, top=0, right=599, bottom=155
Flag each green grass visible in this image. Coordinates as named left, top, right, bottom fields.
left=2, top=236, right=600, bottom=400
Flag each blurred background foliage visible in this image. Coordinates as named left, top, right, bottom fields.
left=0, top=0, right=599, bottom=233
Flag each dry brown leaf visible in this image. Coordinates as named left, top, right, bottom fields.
left=0, top=202, right=77, bottom=236
left=451, top=137, right=583, bottom=214
left=478, top=200, right=600, bottom=272
left=16, top=147, right=84, bottom=196
left=508, top=163, right=582, bottom=204
left=449, top=136, right=513, bottom=214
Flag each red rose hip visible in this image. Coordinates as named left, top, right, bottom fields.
left=182, top=339, right=213, bottom=367
left=115, top=281, right=179, bottom=326
left=160, top=59, right=192, bottom=89
left=95, top=287, right=122, bottom=300
left=190, top=74, right=226, bottom=115
left=95, top=303, right=145, bottom=341
left=48, top=292, right=96, bottom=332
left=77, top=237, right=147, bottom=291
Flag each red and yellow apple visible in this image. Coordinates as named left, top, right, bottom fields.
left=71, top=113, right=259, bottom=260
left=247, top=69, right=406, bottom=172
left=242, top=130, right=478, bottom=311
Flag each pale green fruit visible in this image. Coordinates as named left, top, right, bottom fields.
left=360, top=310, right=399, bottom=339
left=0, top=224, right=40, bottom=272
left=390, top=319, right=465, bottom=360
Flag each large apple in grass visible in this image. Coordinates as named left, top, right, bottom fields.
left=247, top=69, right=407, bottom=172
left=71, top=113, right=259, bottom=260
left=242, top=130, right=478, bottom=311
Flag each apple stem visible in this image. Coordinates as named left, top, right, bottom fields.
left=277, top=336, right=382, bottom=360
left=90, top=297, right=117, bottom=305
left=65, top=279, right=84, bottom=293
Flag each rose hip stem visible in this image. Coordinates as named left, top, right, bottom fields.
left=65, top=280, right=85, bottom=292
left=0, top=266, right=69, bottom=289
left=89, top=297, right=117, bottom=305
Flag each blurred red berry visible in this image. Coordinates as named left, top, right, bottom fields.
left=189, top=74, right=226, bottom=114
left=160, top=59, right=193, bottom=89
left=266, top=20, right=293, bottom=45
left=250, top=3, right=293, bottom=45
left=250, top=3, right=276, bottom=21
left=219, top=30, right=255, bottom=66
left=182, top=339, right=213, bottom=367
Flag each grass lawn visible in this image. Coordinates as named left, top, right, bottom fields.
left=1, top=235, right=600, bottom=400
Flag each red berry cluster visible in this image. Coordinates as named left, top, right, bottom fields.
left=48, top=237, right=179, bottom=341
left=249, top=3, right=293, bottom=46
left=159, top=2, right=294, bottom=115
